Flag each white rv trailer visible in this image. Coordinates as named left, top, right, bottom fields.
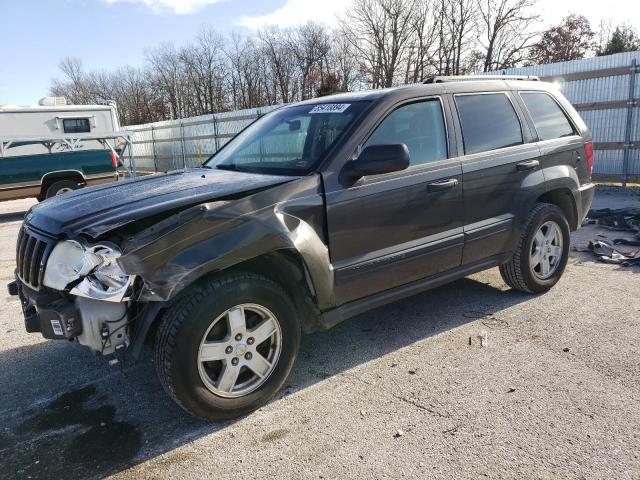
left=0, top=98, right=135, bottom=201
left=0, top=98, right=128, bottom=156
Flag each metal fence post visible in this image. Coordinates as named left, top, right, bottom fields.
left=213, top=114, right=220, bottom=153
left=150, top=125, right=158, bottom=172
left=623, top=59, right=638, bottom=188
left=180, top=122, right=186, bottom=170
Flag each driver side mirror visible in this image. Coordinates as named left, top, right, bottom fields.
left=341, top=144, right=410, bottom=183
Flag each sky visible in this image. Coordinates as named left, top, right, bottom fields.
left=0, top=0, right=638, bottom=105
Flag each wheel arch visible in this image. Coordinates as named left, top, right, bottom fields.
left=536, top=188, right=579, bottom=230
left=40, top=170, right=86, bottom=196
left=131, top=249, right=325, bottom=361
left=212, top=249, right=324, bottom=333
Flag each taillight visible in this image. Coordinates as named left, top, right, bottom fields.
left=109, top=150, right=119, bottom=168
left=584, top=141, right=593, bottom=176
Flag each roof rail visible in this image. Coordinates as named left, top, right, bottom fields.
left=422, top=74, right=540, bottom=84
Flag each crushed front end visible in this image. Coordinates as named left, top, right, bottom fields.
left=9, top=222, right=134, bottom=357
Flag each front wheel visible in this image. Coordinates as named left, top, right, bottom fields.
left=500, top=203, right=570, bottom=293
left=154, top=272, right=300, bottom=421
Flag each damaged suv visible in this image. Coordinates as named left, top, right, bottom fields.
left=10, top=76, right=595, bottom=420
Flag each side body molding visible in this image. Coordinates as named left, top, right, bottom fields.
left=117, top=175, right=335, bottom=309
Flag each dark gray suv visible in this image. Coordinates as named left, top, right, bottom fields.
left=10, top=76, right=595, bottom=421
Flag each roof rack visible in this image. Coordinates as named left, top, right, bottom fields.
left=422, top=74, right=540, bottom=84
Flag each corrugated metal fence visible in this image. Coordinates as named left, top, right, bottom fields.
left=487, top=51, right=640, bottom=182
left=127, top=51, right=640, bottom=181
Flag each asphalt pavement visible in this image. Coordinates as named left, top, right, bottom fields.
left=0, top=190, right=638, bottom=480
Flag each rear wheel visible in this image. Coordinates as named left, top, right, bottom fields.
left=499, top=203, right=570, bottom=293
left=45, top=179, right=81, bottom=198
left=154, top=272, right=300, bottom=421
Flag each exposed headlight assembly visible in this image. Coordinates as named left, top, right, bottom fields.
left=43, top=240, right=133, bottom=302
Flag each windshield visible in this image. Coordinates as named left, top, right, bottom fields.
left=205, top=101, right=369, bottom=175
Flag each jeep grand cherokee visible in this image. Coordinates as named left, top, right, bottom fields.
left=9, top=76, right=595, bottom=421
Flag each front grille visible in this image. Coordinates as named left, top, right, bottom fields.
left=16, top=225, right=56, bottom=290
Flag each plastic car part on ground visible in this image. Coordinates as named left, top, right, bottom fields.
left=579, top=208, right=640, bottom=266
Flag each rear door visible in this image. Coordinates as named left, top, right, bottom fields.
left=453, top=91, right=545, bottom=264
left=325, top=97, right=464, bottom=306
left=516, top=91, right=584, bottom=186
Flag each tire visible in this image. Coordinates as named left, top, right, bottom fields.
left=154, top=272, right=301, bottom=421
left=499, top=203, right=570, bottom=294
left=45, top=179, right=81, bottom=198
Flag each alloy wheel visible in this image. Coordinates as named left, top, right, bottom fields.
left=530, top=220, right=563, bottom=280
left=197, top=303, right=282, bottom=398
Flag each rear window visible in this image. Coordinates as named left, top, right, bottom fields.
left=63, top=118, right=91, bottom=133
left=455, top=93, right=523, bottom=155
left=520, top=92, right=575, bottom=141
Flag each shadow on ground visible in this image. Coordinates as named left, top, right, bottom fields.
left=0, top=210, right=27, bottom=224
left=0, top=276, right=531, bottom=480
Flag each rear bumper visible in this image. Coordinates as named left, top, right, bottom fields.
left=574, top=182, right=596, bottom=226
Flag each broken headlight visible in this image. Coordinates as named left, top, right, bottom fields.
left=43, top=240, right=132, bottom=302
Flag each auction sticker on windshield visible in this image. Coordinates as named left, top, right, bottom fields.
left=309, top=104, right=351, bottom=114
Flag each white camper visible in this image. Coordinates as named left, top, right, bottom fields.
left=0, top=98, right=134, bottom=201
left=0, top=97, right=122, bottom=157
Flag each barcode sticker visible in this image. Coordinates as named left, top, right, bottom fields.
left=51, top=319, right=63, bottom=336
left=309, top=104, right=351, bottom=114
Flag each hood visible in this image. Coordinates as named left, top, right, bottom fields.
left=27, top=168, right=295, bottom=237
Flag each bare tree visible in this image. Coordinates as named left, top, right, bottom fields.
left=226, top=33, right=267, bottom=109
left=329, top=29, right=364, bottom=91
left=50, top=58, right=95, bottom=104
left=259, top=26, right=299, bottom=103
left=146, top=44, right=190, bottom=118
left=478, top=0, right=540, bottom=72
left=289, top=22, right=332, bottom=100
left=341, top=0, right=419, bottom=88
left=50, top=0, right=550, bottom=126
left=180, top=27, right=228, bottom=115
left=432, top=0, right=478, bottom=75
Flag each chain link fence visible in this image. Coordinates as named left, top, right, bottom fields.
left=126, top=105, right=282, bottom=172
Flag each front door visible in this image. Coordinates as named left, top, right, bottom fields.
left=324, top=98, right=464, bottom=306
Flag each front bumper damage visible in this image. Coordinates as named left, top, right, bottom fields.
left=9, top=279, right=81, bottom=339
left=8, top=278, right=129, bottom=355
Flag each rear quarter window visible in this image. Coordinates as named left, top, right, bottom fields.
left=520, top=92, right=575, bottom=140
left=455, top=93, right=523, bottom=155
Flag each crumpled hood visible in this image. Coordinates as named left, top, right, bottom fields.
left=27, top=168, right=295, bottom=237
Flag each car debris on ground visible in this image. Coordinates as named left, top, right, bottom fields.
left=577, top=208, right=640, bottom=266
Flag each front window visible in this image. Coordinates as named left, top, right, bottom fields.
left=364, top=99, right=447, bottom=166
left=206, top=102, right=370, bottom=175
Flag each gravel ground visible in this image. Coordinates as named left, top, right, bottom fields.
left=0, top=190, right=638, bottom=480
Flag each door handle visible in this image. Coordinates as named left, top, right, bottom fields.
left=427, top=178, right=458, bottom=192
left=516, top=159, right=540, bottom=171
